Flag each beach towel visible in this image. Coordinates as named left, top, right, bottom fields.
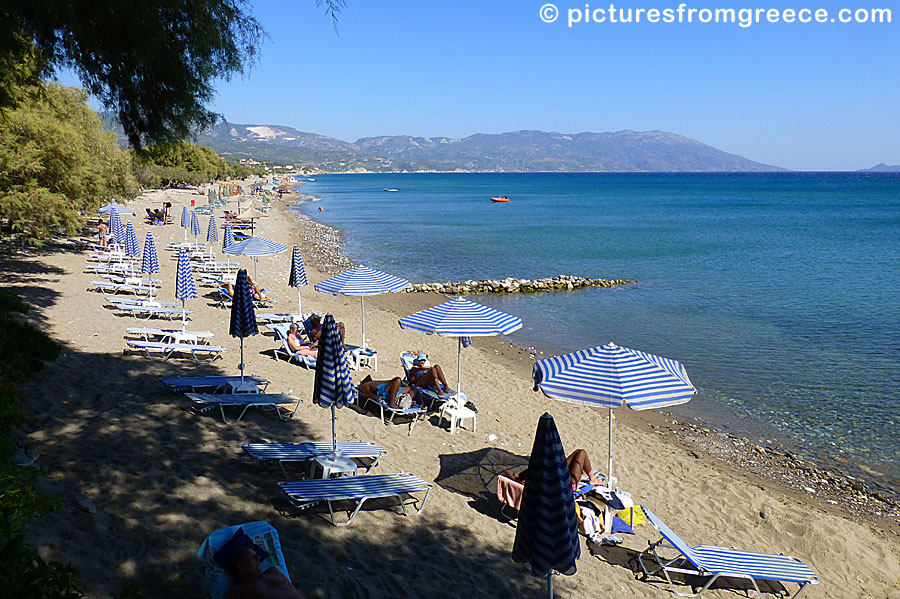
left=497, top=475, right=525, bottom=511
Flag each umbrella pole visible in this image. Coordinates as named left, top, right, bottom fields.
left=457, top=337, right=462, bottom=397
left=240, top=338, right=245, bottom=383
left=548, top=572, right=554, bottom=599
left=332, top=404, right=337, bottom=455
left=607, top=407, right=613, bottom=485
left=253, top=257, right=258, bottom=284
left=360, top=296, right=366, bottom=349
left=297, top=290, right=302, bottom=316
left=181, top=299, right=186, bottom=332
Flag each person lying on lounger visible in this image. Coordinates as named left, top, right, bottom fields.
left=286, top=323, right=318, bottom=358
left=220, top=279, right=270, bottom=302
left=225, top=546, right=303, bottom=599
left=406, top=353, right=450, bottom=393
left=501, top=449, right=604, bottom=488
left=359, top=376, right=418, bottom=409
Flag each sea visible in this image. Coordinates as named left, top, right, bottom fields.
left=292, top=172, right=900, bottom=491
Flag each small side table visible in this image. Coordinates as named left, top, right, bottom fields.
left=227, top=380, right=259, bottom=394
left=311, top=454, right=358, bottom=479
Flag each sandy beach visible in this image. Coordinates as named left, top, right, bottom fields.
left=3, top=185, right=899, bottom=599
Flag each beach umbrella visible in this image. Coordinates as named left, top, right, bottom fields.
left=123, top=221, right=140, bottom=275
left=223, top=236, right=288, bottom=285
left=222, top=222, right=236, bottom=269
left=140, top=231, right=159, bottom=300
left=174, top=248, right=198, bottom=331
left=287, top=246, right=308, bottom=314
left=532, top=342, right=695, bottom=529
left=315, top=266, right=410, bottom=349
left=98, top=201, right=128, bottom=215
left=108, top=208, right=124, bottom=249
left=190, top=210, right=202, bottom=245
left=312, top=314, right=354, bottom=455
left=512, top=413, right=580, bottom=598
left=229, top=269, right=258, bottom=383
left=206, top=214, right=219, bottom=252
left=180, top=206, right=190, bottom=241
left=398, top=297, right=522, bottom=396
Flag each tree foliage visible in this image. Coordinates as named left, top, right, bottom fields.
left=0, top=82, right=138, bottom=241
left=131, top=140, right=263, bottom=187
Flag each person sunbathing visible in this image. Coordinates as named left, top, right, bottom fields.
left=225, top=546, right=303, bottom=599
left=358, top=376, right=418, bottom=409
left=502, top=449, right=604, bottom=488
left=286, top=323, right=317, bottom=358
left=407, top=353, right=450, bottom=393
left=220, top=279, right=269, bottom=302
left=306, top=315, right=345, bottom=347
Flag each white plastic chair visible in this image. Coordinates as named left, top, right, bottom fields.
left=439, top=394, right=476, bottom=434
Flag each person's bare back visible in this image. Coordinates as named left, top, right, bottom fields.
left=227, top=567, right=302, bottom=599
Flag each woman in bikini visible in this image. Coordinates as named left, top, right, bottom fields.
left=406, top=353, right=450, bottom=393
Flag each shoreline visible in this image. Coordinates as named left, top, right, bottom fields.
left=281, top=185, right=900, bottom=523
left=3, top=183, right=898, bottom=597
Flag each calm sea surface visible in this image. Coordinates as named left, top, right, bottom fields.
left=294, top=173, right=900, bottom=485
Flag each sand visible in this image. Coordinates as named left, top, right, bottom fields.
left=3, top=186, right=899, bottom=599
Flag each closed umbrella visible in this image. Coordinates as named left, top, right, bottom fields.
left=141, top=232, right=159, bottom=300
left=174, top=248, right=198, bottom=331
left=190, top=210, right=202, bottom=245
left=532, top=342, right=695, bottom=531
left=398, top=297, right=522, bottom=397
left=180, top=206, right=190, bottom=242
left=206, top=214, right=219, bottom=253
left=287, top=246, right=308, bottom=315
left=222, top=222, right=236, bottom=269
left=512, top=413, right=580, bottom=598
left=229, top=269, right=258, bottom=383
left=315, top=266, right=410, bottom=349
left=312, top=314, right=354, bottom=455
left=123, top=221, right=140, bottom=275
left=108, top=208, right=124, bottom=249
left=223, top=236, right=287, bottom=285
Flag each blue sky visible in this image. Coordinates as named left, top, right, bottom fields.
left=58, top=1, right=898, bottom=170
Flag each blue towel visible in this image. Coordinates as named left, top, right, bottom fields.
left=611, top=515, right=635, bottom=535
left=461, top=336, right=472, bottom=348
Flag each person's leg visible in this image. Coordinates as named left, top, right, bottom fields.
left=431, top=364, right=449, bottom=392
left=567, top=449, right=602, bottom=485
left=359, top=379, right=385, bottom=398
left=387, top=377, right=403, bottom=408
left=337, top=322, right=346, bottom=348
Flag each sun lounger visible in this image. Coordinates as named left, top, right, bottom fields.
left=267, top=323, right=316, bottom=368
left=215, top=286, right=274, bottom=309
left=277, top=473, right=433, bottom=527
left=112, top=304, right=192, bottom=320
left=256, top=313, right=303, bottom=324
left=108, top=297, right=178, bottom=308
left=89, top=280, right=153, bottom=295
left=85, top=263, right=134, bottom=274
left=125, top=327, right=214, bottom=344
left=126, top=340, right=226, bottom=362
left=354, top=386, right=426, bottom=434
left=160, top=375, right=269, bottom=393
left=197, top=521, right=290, bottom=599
left=99, top=274, right=162, bottom=285
left=636, top=506, right=819, bottom=599
left=185, top=393, right=301, bottom=423
left=195, top=261, right=241, bottom=273
left=242, top=441, right=386, bottom=474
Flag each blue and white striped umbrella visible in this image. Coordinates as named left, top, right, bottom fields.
left=288, top=246, right=308, bottom=314
left=190, top=210, right=202, bottom=244
left=512, top=413, right=579, bottom=598
left=398, top=297, right=522, bottom=396
left=229, top=269, right=259, bottom=382
left=313, top=314, right=354, bottom=454
left=223, top=236, right=288, bottom=284
left=174, top=248, right=198, bottom=330
left=180, top=206, right=190, bottom=241
left=533, top=342, right=695, bottom=511
left=123, top=221, right=140, bottom=257
left=222, top=222, right=236, bottom=268
left=108, top=208, right=124, bottom=247
left=140, top=232, right=159, bottom=300
left=315, top=266, right=410, bottom=349
left=206, top=214, right=219, bottom=245
left=98, top=201, right=127, bottom=215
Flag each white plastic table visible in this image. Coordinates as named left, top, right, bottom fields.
left=311, top=454, right=358, bottom=479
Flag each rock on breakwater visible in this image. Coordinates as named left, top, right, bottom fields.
left=402, top=275, right=637, bottom=294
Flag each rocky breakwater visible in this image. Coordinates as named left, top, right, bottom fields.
left=403, top=275, right=637, bottom=294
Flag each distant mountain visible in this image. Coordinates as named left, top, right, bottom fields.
left=858, top=163, right=900, bottom=172
left=100, top=113, right=784, bottom=172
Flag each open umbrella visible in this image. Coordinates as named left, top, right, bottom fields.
left=123, top=221, right=140, bottom=275
left=229, top=269, right=258, bottom=384
left=315, top=266, right=409, bottom=349
left=180, top=206, right=190, bottom=242
left=223, top=236, right=287, bottom=285
left=174, top=248, right=198, bottom=331
left=532, top=342, right=695, bottom=530
left=288, top=246, right=308, bottom=315
left=108, top=208, right=124, bottom=249
left=312, top=314, right=354, bottom=455
left=398, top=297, right=522, bottom=397
left=141, top=232, right=159, bottom=300
left=190, top=210, right=202, bottom=245
left=512, top=413, right=580, bottom=598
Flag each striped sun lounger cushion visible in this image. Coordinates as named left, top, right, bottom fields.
left=186, top=393, right=301, bottom=424
left=160, top=376, right=269, bottom=393
left=242, top=441, right=386, bottom=462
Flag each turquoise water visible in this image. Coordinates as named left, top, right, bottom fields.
left=294, top=173, right=900, bottom=485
